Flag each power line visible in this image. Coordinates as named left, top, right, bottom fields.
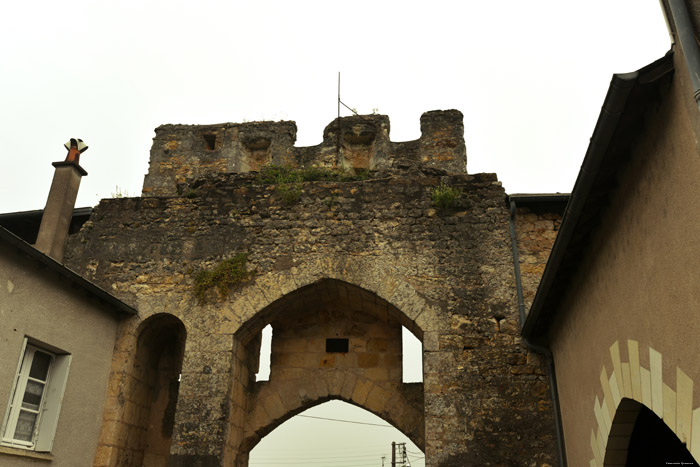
left=297, top=414, right=392, bottom=427
left=250, top=460, right=387, bottom=466
left=255, top=445, right=390, bottom=453
left=256, top=454, right=392, bottom=461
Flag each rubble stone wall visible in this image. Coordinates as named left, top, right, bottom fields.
left=514, top=204, right=564, bottom=315
left=142, top=110, right=466, bottom=197
left=65, top=111, right=558, bottom=467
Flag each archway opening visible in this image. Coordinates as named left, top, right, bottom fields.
left=125, top=314, right=186, bottom=466
left=236, top=279, right=424, bottom=386
left=625, top=405, right=697, bottom=466
left=228, top=279, right=426, bottom=465
left=248, top=400, right=425, bottom=467
left=605, top=398, right=698, bottom=466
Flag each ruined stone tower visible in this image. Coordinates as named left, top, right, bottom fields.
left=64, top=110, right=559, bottom=466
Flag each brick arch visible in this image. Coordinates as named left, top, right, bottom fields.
left=588, top=340, right=699, bottom=466
left=224, top=278, right=425, bottom=465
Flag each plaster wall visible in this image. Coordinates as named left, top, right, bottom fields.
left=549, top=50, right=700, bottom=466
left=0, top=243, right=120, bottom=466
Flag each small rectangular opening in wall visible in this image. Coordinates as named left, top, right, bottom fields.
left=326, top=338, right=349, bottom=353
left=203, top=133, right=217, bottom=150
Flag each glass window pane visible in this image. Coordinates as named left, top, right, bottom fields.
left=13, top=410, right=37, bottom=442
left=21, top=380, right=45, bottom=411
left=29, top=351, right=51, bottom=381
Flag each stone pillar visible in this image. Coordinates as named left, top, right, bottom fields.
left=35, top=160, right=87, bottom=261
left=169, top=328, right=235, bottom=466
left=419, top=110, right=467, bottom=173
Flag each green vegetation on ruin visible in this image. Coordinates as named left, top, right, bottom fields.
left=257, top=165, right=370, bottom=205
left=193, top=253, right=254, bottom=303
left=431, top=183, right=461, bottom=210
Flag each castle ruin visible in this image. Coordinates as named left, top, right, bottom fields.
left=64, top=110, right=561, bottom=466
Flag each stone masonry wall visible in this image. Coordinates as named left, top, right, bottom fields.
left=142, top=110, right=466, bottom=197
left=64, top=111, right=557, bottom=467
left=514, top=205, right=564, bottom=314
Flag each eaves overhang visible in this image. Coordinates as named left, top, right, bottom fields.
left=521, top=51, right=675, bottom=345
left=0, top=225, right=137, bottom=317
left=508, top=193, right=570, bottom=208
left=0, top=207, right=93, bottom=244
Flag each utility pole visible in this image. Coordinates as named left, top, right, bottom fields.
left=390, top=441, right=409, bottom=467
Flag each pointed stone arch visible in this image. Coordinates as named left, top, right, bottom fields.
left=93, top=313, right=187, bottom=467
left=223, top=277, right=426, bottom=465
left=226, top=254, right=440, bottom=351
left=241, top=394, right=422, bottom=454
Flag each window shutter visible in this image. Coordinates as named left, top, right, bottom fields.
left=34, top=354, right=71, bottom=452
left=1, top=338, right=28, bottom=443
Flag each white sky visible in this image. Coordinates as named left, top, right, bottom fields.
left=1, top=1, right=671, bottom=464
left=0, top=1, right=670, bottom=214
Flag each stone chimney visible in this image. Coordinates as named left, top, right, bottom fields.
left=35, top=139, right=88, bottom=261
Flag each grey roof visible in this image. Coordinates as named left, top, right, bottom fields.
left=0, top=207, right=92, bottom=244
left=0, top=225, right=137, bottom=317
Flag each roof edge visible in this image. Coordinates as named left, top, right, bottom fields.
left=522, top=52, right=675, bottom=343
left=0, top=226, right=137, bottom=317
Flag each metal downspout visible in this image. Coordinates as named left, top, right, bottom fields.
left=508, top=200, right=567, bottom=467
left=668, top=0, right=700, bottom=109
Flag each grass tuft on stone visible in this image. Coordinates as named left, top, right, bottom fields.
left=193, top=253, right=253, bottom=303
left=257, top=165, right=369, bottom=205
left=431, top=183, right=461, bottom=210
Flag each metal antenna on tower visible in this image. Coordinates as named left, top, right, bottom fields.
left=337, top=72, right=358, bottom=116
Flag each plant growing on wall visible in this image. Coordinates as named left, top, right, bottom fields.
left=257, top=165, right=303, bottom=205
left=193, top=253, right=254, bottom=303
left=257, top=165, right=370, bottom=205
left=110, top=185, right=130, bottom=198
left=431, top=183, right=461, bottom=210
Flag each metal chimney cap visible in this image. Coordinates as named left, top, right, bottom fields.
left=64, top=138, right=88, bottom=154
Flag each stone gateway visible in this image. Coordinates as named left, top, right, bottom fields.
left=64, top=110, right=559, bottom=466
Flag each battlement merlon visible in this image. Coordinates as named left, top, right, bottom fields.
left=141, top=109, right=466, bottom=197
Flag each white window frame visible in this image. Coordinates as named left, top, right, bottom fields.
left=1, top=338, right=71, bottom=452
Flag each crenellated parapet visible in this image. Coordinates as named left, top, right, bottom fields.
left=142, top=109, right=466, bottom=197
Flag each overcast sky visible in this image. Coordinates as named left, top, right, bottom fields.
left=1, top=1, right=671, bottom=464
left=1, top=1, right=670, bottom=215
